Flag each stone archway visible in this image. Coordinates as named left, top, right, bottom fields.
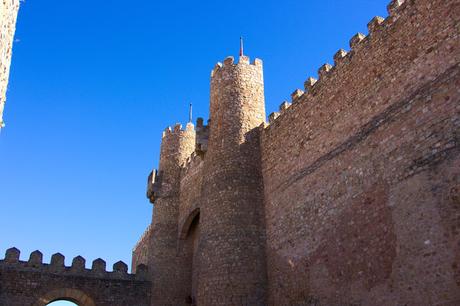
left=179, top=208, right=200, bottom=240
left=35, top=288, right=95, bottom=306
left=178, top=208, right=201, bottom=304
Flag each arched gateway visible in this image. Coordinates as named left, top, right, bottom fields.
left=178, top=208, right=201, bottom=304
left=35, top=288, right=95, bottom=306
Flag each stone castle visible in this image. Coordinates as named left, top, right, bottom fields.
left=1, top=0, right=459, bottom=305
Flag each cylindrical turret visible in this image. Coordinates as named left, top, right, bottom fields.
left=148, top=122, right=196, bottom=305
left=198, top=55, right=268, bottom=305
left=157, top=123, right=196, bottom=197
left=209, top=55, right=265, bottom=146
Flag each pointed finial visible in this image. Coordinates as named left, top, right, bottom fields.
left=188, top=103, right=192, bottom=123
left=239, top=36, right=244, bottom=57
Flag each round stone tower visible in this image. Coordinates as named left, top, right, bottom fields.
left=198, top=55, right=268, bottom=305
left=148, top=122, right=195, bottom=305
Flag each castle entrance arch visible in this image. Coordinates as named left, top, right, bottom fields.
left=179, top=208, right=201, bottom=304
left=35, top=288, right=95, bottom=306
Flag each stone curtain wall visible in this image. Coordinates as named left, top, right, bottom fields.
left=132, top=224, right=153, bottom=273
left=0, top=0, right=19, bottom=128
left=260, top=0, right=460, bottom=305
left=178, top=152, right=203, bottom=238
left=139, top=0, right=459, bottom=305
left=0, top=248, right=151, bottom=306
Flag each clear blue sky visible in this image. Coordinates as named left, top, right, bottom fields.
left=0, top=0, right=389, bottom=276
left=48, top=302, right=76, bottom=306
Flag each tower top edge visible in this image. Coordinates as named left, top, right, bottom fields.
left=211, top=55, right=263, bottom=77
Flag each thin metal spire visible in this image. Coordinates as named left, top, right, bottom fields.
left=188, top=103, right=192, bottom=123
left=239, top=36, right=244, bottom=57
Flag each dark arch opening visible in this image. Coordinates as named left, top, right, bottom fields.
left=179, top=208, right=200, bottom=240
left=180, top=210, right=200, bottom=305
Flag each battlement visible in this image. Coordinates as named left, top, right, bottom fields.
left=135, top=0, right=460, bottom=303
left=162, top=122, right=195, bottom=138
left=138, top=0, right=460, bottom=303
left=210, top=55, right=263, bottom=77
left=268, top=101, right=292, bottom=124
left=181, top=151, right=204, bottom=178
left=0, top=247, right=149, bottom=281
left=132, top=224, right=153, bottom=273
left=258, top=0, right=460, bottom=303
left=264, top=0, right=408, bottom=128
left=133, top=224, right=153, bottom=253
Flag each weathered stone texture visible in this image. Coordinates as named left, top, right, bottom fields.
left=132, top=224, right=152, bottom=273
left=141, top=0, right=459, bottom=305
left=178, top=153, right=203, bottom=239
left=0, top=249, right=151, bottom=306
left=260, top=0, right=460, bottom=304
left=144, top=57, right=269, bottom=305
left=148, top=123, right=196, bottom=305
left=2, top=0, right=459, bottom=305
left=198, top=55, right=268, bottom=305
left=0, top=0, right=19, bottom=128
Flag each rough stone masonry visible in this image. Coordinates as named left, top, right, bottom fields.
left=0, top=248, right=151, bottom=306
left=1, top=0, right=460, bottom=305
left=0, top=0, right=20, bottom=129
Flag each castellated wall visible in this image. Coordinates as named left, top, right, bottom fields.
left=0, top=0, right=20, bottom=128
left=4, top=0, right=459, bottom=304
left=132, top=223, right=153, bottom=273
left=136, top=0, right=459, bottom=305
left=260, top=0, right=460, bottom=305
left=0, top=247, right=151, bottom=306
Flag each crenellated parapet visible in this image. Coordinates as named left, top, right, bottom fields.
left=161, top=122, right=194, bottom=139
left=259, top=0, right=460, bottom=304
left=208, top=54, right=266, bottom=147
left=210, top=55, right=263, bottom=78
left=199, top=50, right=268, bottom=303
left=147, top=119, right=208, bottom=204
left=160, top=122, right=196, bottom=164
left=133, top=224, right=153, bottom=254
left=268, top=101, right=292, bottom=124
left=147, top=122, right=196, bottom=204
left=265, top=0, right=408, bottom=128
left=181, top=151, right=204, bottom=178
left=138, top=0, right=460, bottom=304
left=132, top=224, right=153, bottom=273
left=0, top=247, right=149, bottom=281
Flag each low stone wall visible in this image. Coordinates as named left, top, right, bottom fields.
left=0, top=247, right=151, bottom=306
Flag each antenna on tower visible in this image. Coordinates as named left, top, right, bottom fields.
left=188, top=103, right=192, bottom=123
left=239, top=36, right=244, bottom=57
